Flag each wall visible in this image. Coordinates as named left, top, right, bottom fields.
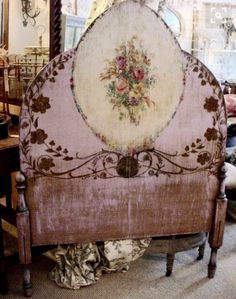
left=193, top=1, right=236, bottom=81
left=6, top=0, right=236, bottom=97
left=77, top=0, right=93, bottom=18
left=62, top=0, right=92, bottom=18
left=165, top=1, right=194, bottom=52
left=164, top=0, right=236, bottom=81
left=8, top=0, right=49, bottom=54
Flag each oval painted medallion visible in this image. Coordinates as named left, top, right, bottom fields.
left=72, top=1, right=184, bottom=152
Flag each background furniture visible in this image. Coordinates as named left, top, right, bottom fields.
left=7, top=49, right=49, bottom=106
left=152, top=233, right=207, bottom=277
left=17, top=2, right=227, bottom=296
left=223, top=82, right=236, bottom=218
left=0, top=129, right=19, bottom=294
left=0, top=127, right=55, bottom=294
left=0, top=60, right=9, bottom=115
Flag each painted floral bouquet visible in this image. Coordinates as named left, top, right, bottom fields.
left=100, top=36, right=156, bottom=125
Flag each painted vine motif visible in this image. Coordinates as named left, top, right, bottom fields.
left=99, top=36, right=156, bottom=125
left=20, top=51, right=226, bottom=180
left=183, top=53, right=226, bottom=173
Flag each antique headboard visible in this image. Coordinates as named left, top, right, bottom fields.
left=17, top=1, right=227, bottom=296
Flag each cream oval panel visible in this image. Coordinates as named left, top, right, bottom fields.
left=72, top=1, right=184, bottom=153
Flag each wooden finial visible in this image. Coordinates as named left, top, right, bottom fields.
left=16, top=172, right=27, bottom=212
left=218, top=163, right=227, bottom=200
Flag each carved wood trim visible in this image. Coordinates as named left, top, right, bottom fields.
left=209, top=163, right=228, bottom=248
left=50, top=0, right=62, bottom=60
left=16, top=172, right=32, bottom=265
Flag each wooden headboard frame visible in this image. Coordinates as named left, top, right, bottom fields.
left=16, top=2, right=228, bottom=296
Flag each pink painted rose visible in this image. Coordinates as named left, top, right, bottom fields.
left=115, top=77, right=129, bottom=94
left=116, top=56, right=127, bottom=70
left=132, top=68, right=145, bottom=81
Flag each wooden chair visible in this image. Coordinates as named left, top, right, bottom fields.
left=17, top=1, right=227, bottom=296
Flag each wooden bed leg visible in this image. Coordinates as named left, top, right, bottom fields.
left=23, top=266, right=32, bottom=297
left=208, top=164, right=227, bottom=279
left=166, top=253, right=175, bottom=277
left=197, top=242, right=206, bottom=260
left=0, top=217, right=8, bottom=295
left=16, top=173, right=32, bottom=297
left=208, top=247, right=218, bottom=278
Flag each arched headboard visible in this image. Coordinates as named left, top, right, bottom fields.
left=17, top=1, right=227, bottom=296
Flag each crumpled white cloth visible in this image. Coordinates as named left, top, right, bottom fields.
left=49, top=238, right=151, bottom=289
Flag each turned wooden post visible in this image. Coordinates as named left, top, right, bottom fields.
left=16, top=172, right=32, bottom=297
left=0, top=214, right=8, bottom=295
left=50, top=0, right=62, bottom=60
left=208, top=164, right=227, bottom=278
